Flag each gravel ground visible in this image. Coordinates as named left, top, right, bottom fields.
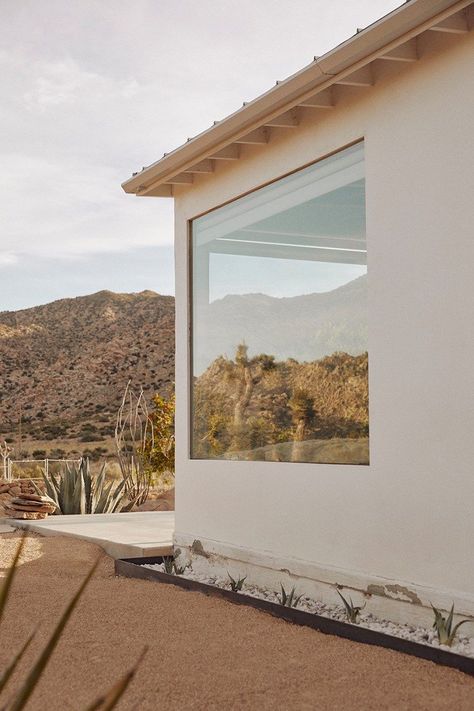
left=1, top=531, right=474, bottom=711
left=144, top=563, right=474, bottom=658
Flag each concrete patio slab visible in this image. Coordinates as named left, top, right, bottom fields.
left=0, top=524, right=14, bottom=534
left=3, top=511, right=174, bottom=559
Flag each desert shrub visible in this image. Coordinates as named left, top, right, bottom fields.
left=81, top=447, right=107, bottom=462
left=142, top=391, right=175, bottom=480
left=193, top=347, right=369, bottom=457
left=80, top=434, right=102, bottom=442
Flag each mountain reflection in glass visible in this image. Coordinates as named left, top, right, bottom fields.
left=191, top=143, right=368, bottom=465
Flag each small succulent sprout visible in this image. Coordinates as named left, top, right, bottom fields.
left=277, top=584, right=302, bottom=608
left=172, top=561, right=187, bottom=575
left=227, top=573, right=247, bottom=592
left=336, top=589, right=365, bottom=624
left=163, top=555, right=188, bottom=575
left=163, top=556, right=175, bottom=574
left=431, top=603, right=470, bottom=647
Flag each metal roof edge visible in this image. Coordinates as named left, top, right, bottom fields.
left=122, top=0, right=470, bottom=195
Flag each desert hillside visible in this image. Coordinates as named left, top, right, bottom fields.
left=0, top=290, right=174, bottom=459
left=194, top=275, right=367, bottom=373
left=0, top=282, right=367, bottom=463
left=193, top=348, right=369, bottom=464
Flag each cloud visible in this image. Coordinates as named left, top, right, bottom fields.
left=0, top=252, right=19, bottom=267
left=23, top=58, right=141, bottom=113
left=0, top=152, right=174, bottom=259
left=0, top=0, right=401, bottom=310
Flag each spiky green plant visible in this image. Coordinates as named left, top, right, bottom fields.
left=172, top=562, right=187, bottom=575
left=336, top=589, right=365, bottom=624
left=227, top=573, right=246, bottom=592
left=277, top=584, right=302, bottom=608
left=162, top=556, right=187, bottom=575
left=162, top=556, right=176, bottom=574
left=1, top=533, right=145, bottom=710
left=431, top=603, right=470, bottom=647
left=41, top=458, right=130, bottom=515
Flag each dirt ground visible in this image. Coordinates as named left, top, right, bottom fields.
left=1, top=531, right=474, bottom=710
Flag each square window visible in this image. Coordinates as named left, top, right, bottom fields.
left=191, top=142, right=368, bottom=464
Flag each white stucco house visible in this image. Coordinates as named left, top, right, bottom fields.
left=122, top=0, right=474, bottom=626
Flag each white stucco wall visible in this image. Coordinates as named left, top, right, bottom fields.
left=172, top=31, right=474, bottom=616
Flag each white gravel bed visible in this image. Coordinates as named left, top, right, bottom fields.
left=143, top=561, right=474, bottom=659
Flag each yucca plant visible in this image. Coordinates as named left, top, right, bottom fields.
left=277, top=584, right=302, bottom=608
left=227, top=573, right=246, bottom=592
left=431, top=603, right=470, bottom=647
left=1, top=533, right=145, bottom=710
left=41, top=458, right=131, bottom=515
left=336, top=589, right=365, bottom=624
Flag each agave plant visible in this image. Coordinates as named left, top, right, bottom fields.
left=336, top=589, right=365, bottom=624
left=162, top=556, right=175, bottom=574
left=1, top=533, right=145, bottom=710
left=227, top=573, right=246, bottom=592
left=41, top=458, right=131, bottom=515
left=172, top=561, right=188, bottom=575
left=431, top=603, right=470, bottom=647
left=277, top=584, right=302, bottom=608
left=162, top=555, right=187, bottom=575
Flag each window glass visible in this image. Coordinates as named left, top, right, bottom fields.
left=191, top=142, right=368, bottom=464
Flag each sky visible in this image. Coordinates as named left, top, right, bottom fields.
left=0, top=0, right=400, bottom=311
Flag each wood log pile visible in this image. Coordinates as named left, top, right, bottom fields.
left=0, top=478, right=57, bottom=519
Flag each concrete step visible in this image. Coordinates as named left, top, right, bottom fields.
left=3, top=510, right=174, bottom=559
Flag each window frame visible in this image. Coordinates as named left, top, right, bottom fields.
left=187, top=138, right=367, bottom=464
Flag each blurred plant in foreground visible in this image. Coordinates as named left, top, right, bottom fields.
left=0, top=534, right=146, bottom=710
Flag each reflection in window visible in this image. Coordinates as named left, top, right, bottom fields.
left=191, top=143, right=368, bottom=464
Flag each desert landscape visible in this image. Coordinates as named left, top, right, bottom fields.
left=0, top=290, right=174, bottom=463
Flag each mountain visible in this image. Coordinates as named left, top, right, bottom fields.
left=0, top=290, right=174, bottom=458
left=0, top=277, right=366, bottom=459
left=194, top=275, right=367, bottom=373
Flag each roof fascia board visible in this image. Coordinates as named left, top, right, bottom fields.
left=317, top=0, right=467, bottom=73
left=122, top=0, right=470, bottom=195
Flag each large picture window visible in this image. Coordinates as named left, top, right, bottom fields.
left=191, top=142, right=368, bottom=464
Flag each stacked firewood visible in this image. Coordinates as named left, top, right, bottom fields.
left=0, top=478, right=56, bottom=519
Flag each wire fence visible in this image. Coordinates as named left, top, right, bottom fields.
left=2, top=458, right=81, bottom=482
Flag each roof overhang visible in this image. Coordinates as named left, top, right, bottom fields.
left=122, top=0, right=473, bottom=198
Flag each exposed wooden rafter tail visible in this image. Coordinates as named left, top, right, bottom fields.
left=234, top=127, right=270, bottom=144
left=335, top=65, right=373, bottom=87
left=264, top=110, right=299, bottom=128
left=298, top=88, right=334, bottom=108
left=166, top=173, right=193, bottom=184
left=184, top=160, right=215, bottom=174
left=210, top=145, right=241, bottom=160
left=429, top=10, right=469, bottom=33
left=379, top=37, right=418, bottom=62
